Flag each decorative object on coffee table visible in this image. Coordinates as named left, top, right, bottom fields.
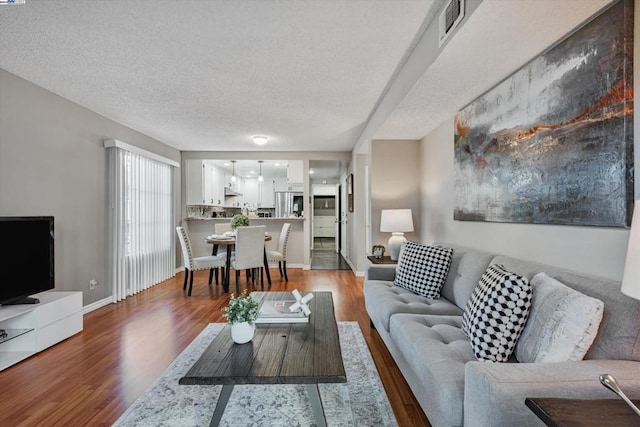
left=255, top=289, right=312, bottom=324
left=222, top=290, right=259, bottom=344
left=290, top=289, right=313, bottom=316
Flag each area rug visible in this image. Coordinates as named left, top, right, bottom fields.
left=113, top=321, right=398, bottom=426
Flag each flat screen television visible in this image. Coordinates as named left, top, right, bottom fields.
left=0, top=216, right=55, bottom=305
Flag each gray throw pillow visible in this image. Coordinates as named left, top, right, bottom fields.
left=463, top=264, right=532, bottom=362
left=515, top=272, right=604, bottom=363
left=394, top=242, right=453, bottom=298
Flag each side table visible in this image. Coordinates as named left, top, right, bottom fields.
left=367, top=255, right=397, bottom=264
left=525, top=397, right=640, bottom=426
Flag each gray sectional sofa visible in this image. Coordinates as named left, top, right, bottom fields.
left=364, top=243, right=640, bottom=426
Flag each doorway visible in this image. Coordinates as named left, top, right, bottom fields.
left=310, top=193, right=349, bottom=269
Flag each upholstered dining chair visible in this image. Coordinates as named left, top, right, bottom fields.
left=176, top=226, right=226, bottom=296
left=209, top=222, right=234, bottom=283
left=230, top=225, right=266, bottom=293
left=266, top=222, right=291, bottom=281
left=214, top=222, right=232, bottom=236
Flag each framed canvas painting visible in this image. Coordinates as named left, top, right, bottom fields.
left=453, top=0, right=634, bottom=228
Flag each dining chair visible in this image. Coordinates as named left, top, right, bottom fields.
left=176, top=226, right=226, bottom=296
left=215, top=222, right=232, bottom=235
left=230, top=225, right=266, bottom=293
left=209, top=222, right=234, bottom=283
left=266, top=222, right=291, bottom=281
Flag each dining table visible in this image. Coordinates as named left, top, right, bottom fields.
left=204, top=233, right=273, bottom=293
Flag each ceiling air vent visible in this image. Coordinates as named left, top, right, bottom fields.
left=439, top=0, right=465, bottom=47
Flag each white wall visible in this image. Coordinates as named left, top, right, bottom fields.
left=0, top=69, right=181, bottom=305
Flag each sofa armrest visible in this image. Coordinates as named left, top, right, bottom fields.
left=464, top=360, right=640, bottom=427
left=365, top=264, right=397, bottom=281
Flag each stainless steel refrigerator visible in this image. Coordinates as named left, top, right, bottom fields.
left=275, top=191, right=304, bottom=217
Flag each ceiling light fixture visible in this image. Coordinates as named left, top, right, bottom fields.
left=258, top=160, right=264, bottom=182
left=230, top=160, right=237, bottom=183
left=253, top=135, right=268, bottom=145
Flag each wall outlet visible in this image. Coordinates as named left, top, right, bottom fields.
left=89, top=279, right=98, bottom=290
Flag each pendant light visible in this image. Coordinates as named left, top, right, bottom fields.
left=258, top=160, right=264, bottom=182
left=230, top=160, right=237, bottom=183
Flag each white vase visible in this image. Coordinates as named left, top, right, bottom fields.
left=231, top=321, right=255, bottom=344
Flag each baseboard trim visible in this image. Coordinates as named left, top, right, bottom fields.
left=82, top=296, right=112, bottom=314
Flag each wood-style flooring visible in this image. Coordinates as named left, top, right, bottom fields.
left=0, top=268, right=431, bottom=427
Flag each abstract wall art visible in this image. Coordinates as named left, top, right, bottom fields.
left=453, top=0, right=634, bottom=227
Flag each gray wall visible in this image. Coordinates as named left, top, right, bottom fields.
left=418, top=1, right=640, bottom=282
left=370, top=140, right=420, bottom=251
left=0, top=69, right=181, bottom=306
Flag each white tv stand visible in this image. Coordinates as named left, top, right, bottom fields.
left=0, top=291, right=83, bottom=371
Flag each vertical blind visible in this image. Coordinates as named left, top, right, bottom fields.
left=107, top=145, right=175, bottom=302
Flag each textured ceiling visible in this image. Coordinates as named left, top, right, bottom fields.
left=0, top=0, right=615, bottom=153
left=0, top=0, right=436, bottom=152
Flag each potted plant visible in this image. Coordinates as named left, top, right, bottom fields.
left=223, top=290, right=259, bottom=344
left=230, top=213, right=250, bottom=230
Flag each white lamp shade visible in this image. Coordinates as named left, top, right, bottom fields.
left=380, top=209, right=414, bottom=233
left=621, top=200, right=640, bottom=300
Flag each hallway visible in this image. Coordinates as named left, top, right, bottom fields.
left=311, top=237, right=350, bottom=270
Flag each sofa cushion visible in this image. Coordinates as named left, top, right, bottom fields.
left=462, top=264, right=532, bottom=362
left=394, top=242, right=453, bottom=298
left=389, top=313, right=476, bottom=426
left=437, top=243, right=497, bottom=310
left=491, top=256, right=640, bottom=361
left=515, top=272, right=604, bottom=363
left=364, top=280, right=462, bottom=331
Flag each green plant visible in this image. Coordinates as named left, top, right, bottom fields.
left=230, top=213, right=250, bottom=230
left=223, top=290, right=259, bottom=325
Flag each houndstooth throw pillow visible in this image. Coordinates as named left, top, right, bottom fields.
left=462, top=264, right=532, bottom=362
left=394, top=242, right=453, bottom=298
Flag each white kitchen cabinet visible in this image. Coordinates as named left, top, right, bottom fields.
left=287, top=160, right=304, bottom=184
left=259, top=179, right=275, bottom=208
left=243, top=178, right=260, bottom=207
left=186, top=160, right=207, bottom=205
left=187, top=160, right=224, bottom=206
left=274, top=177, right=288, bottom=192
left=204, top=163, right=224, bottom=206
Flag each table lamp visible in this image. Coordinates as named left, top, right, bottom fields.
left=380, top=209, right=414, bottom=261
left=600, top=199, right=640, bottom=416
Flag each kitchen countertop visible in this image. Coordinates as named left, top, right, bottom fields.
left=186, top=217, right=305, bottom=221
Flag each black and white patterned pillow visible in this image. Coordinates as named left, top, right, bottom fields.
left=462, top=264, right=532, bottom=362
left=393, top=242, right=453, bottom=298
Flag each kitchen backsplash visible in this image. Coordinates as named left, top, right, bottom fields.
left=186, top=205, right=275, bottom=219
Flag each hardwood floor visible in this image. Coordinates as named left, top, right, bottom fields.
left=0, top=268, right=431, bottom=427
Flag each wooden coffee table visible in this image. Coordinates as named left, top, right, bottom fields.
left=179, top=291, right=346, bottom=426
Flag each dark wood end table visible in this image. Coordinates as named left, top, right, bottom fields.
left=179, top=291, right=345, bottom=426
left=526, top=397, right=640, bottom=426
left=367, top=255, right=397, bottom=264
